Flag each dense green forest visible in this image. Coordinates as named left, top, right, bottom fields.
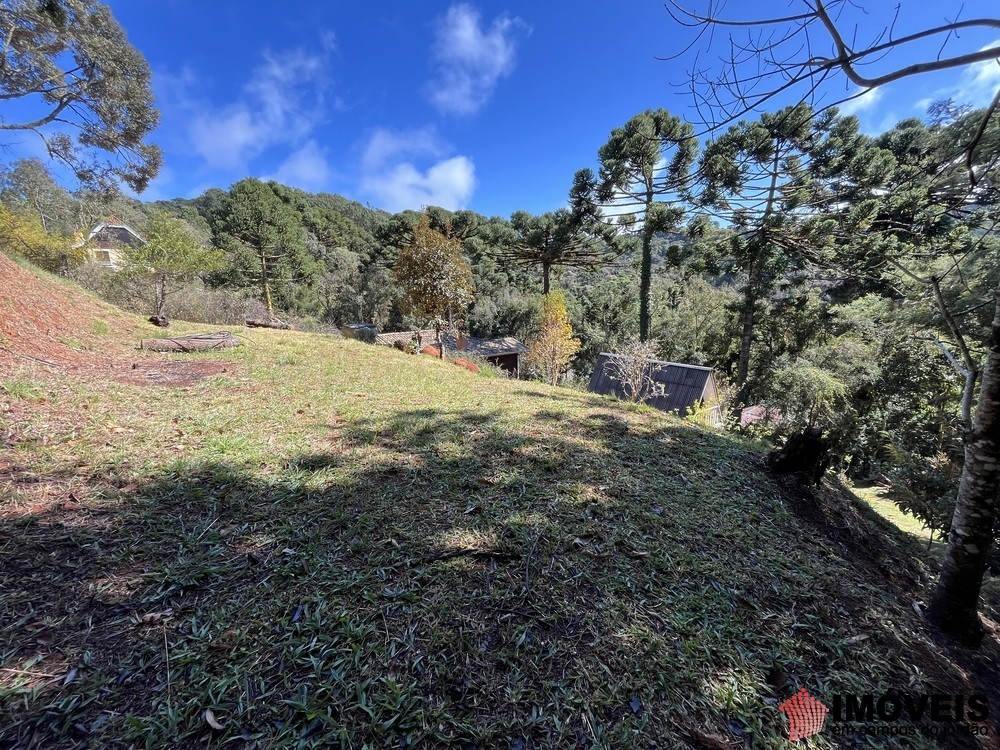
left=3, top=100, right=999, bottom=567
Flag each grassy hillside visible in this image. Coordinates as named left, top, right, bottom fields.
left=1, top=257, right=998, bottom=749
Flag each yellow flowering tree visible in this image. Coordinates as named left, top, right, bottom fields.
left=527, top=291, right=580, bottom=385
left=0, top=203, right=72, bottom=271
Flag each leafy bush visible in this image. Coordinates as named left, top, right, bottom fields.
left=768, top=358, right=848, bottom=427
left=884, top=450, right=962, bottom=538
left=525, top=292, right=580, bottom=385
left=165, top=282, right=249, bottom=325
left=68, top=262, right=151, bottom=312
left=604, top=340, right=662, bottom=403
left=68, top=264, right=249, bottom=325
left=0, top=204, right=78, bottom=272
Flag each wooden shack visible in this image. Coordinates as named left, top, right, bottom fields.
left=374, top=328, right=527, bottom=377
left=441, top=332, right=526, bottom=377
left=588, top=353, right=723, bottom=426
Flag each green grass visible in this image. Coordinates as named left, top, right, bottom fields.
left=1, top=377, right=45, bottom=401
left=0, top=321, right=994, bottom=749
left=850, top=486, right=1000, bottom=619
left=852, top=485, right=939, bottom=546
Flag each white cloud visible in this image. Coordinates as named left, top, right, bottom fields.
left=186, top=45, right=332, bottom=171
left=190, top=110, right=264, bottom=171
left=361, top=126, right=445, bottom=173
left=915, top=40, right=1000, bottom=113
left=837, top=87, right=883, bottom=116
left=959, top=40, right=1000, bottom=105
left=426, top=4, right=528, bottom=115
left=359, top=126, right=475, bottom=211
left=363, top=157, right=476, bottom=212
left=265, top=140, right=333, bottom=190
left=320, top=29, right=338, bottom=54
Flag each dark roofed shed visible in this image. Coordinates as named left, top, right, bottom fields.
left=589, top=353, right=722, bottom=426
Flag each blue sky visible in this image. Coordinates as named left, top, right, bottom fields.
left=86, top=2, right=1000, bottom=215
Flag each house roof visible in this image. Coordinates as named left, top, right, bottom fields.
left=588, top=353, right=718, bottom=417
left=373, top=329, right=527, bottom=358
left=740, top=404, right=782, bottom=428
left=374, top=330, right=437, bottom=347
left=73, top=217, right=145, bottom=248
left=441, top=332, right=527, bottom=358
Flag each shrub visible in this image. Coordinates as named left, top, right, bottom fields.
left=68, top=262, right=150, bottom=313
left=68, top=265, right=251, bottom=325
left=166, top=283, right=249, bottom=325
left=605, top=340, right=663, bottom=402
left=525, top=291, right=580, bottom=385
left=0, top=204, right=79, bottom=272
left=453, top=357, right=479, bottom=374
left=884, top=450, right=963, bottom=538
left=281, top=316, right=342, bottom=335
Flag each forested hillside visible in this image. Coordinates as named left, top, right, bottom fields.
left=4, top=103, right=997, bottom=556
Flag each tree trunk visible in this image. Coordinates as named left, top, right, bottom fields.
left=927, top=290, right=1000, bottom=646
left=734, top=255, right=759, bottom=409
left=155, top=275, right=167, bottom=319
left=148, top=275, right=170, bottom=327
left=734, top=141, right=781, bottom=410
left=260, top=250, right=273, bottom=314
left=542, top=263, right=551, bottom=295
left=245, top=317, right=292, bottom=330
left=639, top=207, right=654, bottom=342
left=141, top=332, right=240, bottom=352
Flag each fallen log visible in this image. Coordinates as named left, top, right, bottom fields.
left=245, top=317, right=293, bottom=330
left=140, top=332, right=241, bottom=352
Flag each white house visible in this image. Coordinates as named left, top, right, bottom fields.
left=74, top=216, right=145, bottom=267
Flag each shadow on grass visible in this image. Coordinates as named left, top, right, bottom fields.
left=510, top=387, right=603, bottom=406
left=1, top=408, right=997, bottom=749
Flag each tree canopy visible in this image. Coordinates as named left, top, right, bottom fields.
left=124, top=212, right=223, bottom=321
left=0, top=0, right=161, bottom=192
left=598, top=109, right=697, bottom=340
left=392, top=215, right=475, bottom=326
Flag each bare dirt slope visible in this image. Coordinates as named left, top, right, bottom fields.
left=0, top=253, right=139, bottom=372
left=0, top=253, right=231, bottom=386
